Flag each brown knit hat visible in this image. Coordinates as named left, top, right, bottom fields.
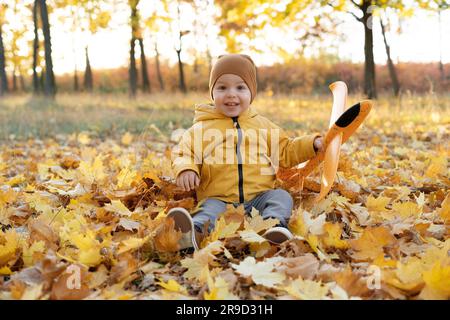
left=209, top=54, right=257, bottom=103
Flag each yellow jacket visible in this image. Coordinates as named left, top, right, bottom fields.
left=172, top=103, right=321, bottom=203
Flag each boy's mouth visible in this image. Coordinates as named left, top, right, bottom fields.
left=224, top=102, right=239, bottom=107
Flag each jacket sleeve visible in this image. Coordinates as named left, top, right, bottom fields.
left=270, top=121, right=321, bottom=168
left=171, top=127, right=201, bottom=178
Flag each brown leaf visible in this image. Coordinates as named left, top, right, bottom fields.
left=29, top=219, right=59, bottom=251
left=154, top=218, right=182, bottom=253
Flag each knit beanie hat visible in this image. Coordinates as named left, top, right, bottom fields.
left=209, top=54, right=257, bottom=103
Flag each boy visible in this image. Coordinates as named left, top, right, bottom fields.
left=168, top=54, right=324, bottom=250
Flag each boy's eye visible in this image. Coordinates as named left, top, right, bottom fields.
left=237, top=85, right=245, bottom=90
left=218, top=86, right=226, bottom=90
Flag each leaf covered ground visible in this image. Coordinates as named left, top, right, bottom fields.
left=0, top=95, right=449, bottom=300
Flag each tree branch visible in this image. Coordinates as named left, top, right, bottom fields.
left=349, top=11, right=363, bottom=22
left=350, top=0, right=361, bottom=9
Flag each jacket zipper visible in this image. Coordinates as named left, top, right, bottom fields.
left=232, top=116, right=244, bottom=203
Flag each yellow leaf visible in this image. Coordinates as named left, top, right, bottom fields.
left=78, top=155, right=107, bottom=185
left=104, top=200, right=132, bottom=217
left=350, top=226, right=396, bottom=262
left=22, top=240, right=46, bottom=267
left=438, top=193, right=450, bottom=224
left=239, top=230, right=267, bottom=244
left=392, top=201, right=421, bottom=218
left=157, top=279, right=187, bottom=294
left=425, top=155, right=447, bottom=178
left=0, top=230, right=19, bottom=266
left=116, top=167, right=137, bottom=189
left=121, top=132, right=133, bottom=145
left=284, top=278, right=329, bottom=300
left=117, top=236, right=150, bottom=254
left=366, top=195, right=390, bottom=212
left=78, top=132, right=91, bottom=145
left=201, top=215, right=240, bottom=247
left=320, top=222, right=349, bottom=250
left=0, top=266, right=12, bottom=275
left=204, top=274, right=239, bottom=300
left=421, top=262, right=450, bottom=299
left=245, top=207, right=279, bottom=233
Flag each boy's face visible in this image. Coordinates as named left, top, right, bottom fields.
left=212, top=74, right=251, bottom=118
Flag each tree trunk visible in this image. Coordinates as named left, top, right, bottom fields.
left=74, top=68, right=79, bottom=91
left=129, top=38, right=137, bottom=98
left=176, top=2, right=187, bottom=94
left=39, top=0, right=56, bottom=97
left=380, top=19, right=400, bottom=96
left=176, top=48, right=187, bottom=93
left=361, top=0, right=377, bottom=99
left=0, top=22, right=8, bottom=95
left=32, top=0, right=40, bottom=94
left=154, top=41, right=164, bottom=91
left=138, top=38, right=150, bottom=93
left=12, top=67, right=17, bottom=92
left=19, top=70, right=26, bottom=91
left=129, top=1, right=138, bottom=98
left=84, top=47, right=93, bottom=91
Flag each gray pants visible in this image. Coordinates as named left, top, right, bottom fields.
left=192, top=188, right=293, bottom=233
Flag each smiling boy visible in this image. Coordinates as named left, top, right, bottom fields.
left=168, top=54, right=323, bottom=250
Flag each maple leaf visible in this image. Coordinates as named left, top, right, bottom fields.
left=154, top=218, right=182, bottom=252
left=366, top=195, right=391, bottom=212
left=0, top=230, right=19, bottom=266
left=420, top=262, right=450, bottom=299
left=115, top=167, right=138, bottom=189
left=320, top=222, right=349, bottom=250
left=231, top=256, right=285, bottom=288
left=333, top=266, right=372, bottom=298
left=180, top=241, right=223, bottom=280
left=201, top=215, right=241, bottom=247
left=283, top=278, right=329, bottom=300
left=244, top=207, right=279, bottom=233
left=204, top=273, right=239, bottom=300
left=392, top=201, right=421, bottom=219
left=350, top=226, right=396, bottom=261
left=77, top=155, right=107, bottom=185
left=437, top=193, right=450, bottom=224
left=22, top=241, right=46, bottom=267
left=104, top=200, right=132, bottom=217
left=274, top=254, right=319, bottom=280
left=117, top=235, right=150, bottom=254
left=239, top=230, right=267, bottom=244
left=156, top=279, right=188, bottom=294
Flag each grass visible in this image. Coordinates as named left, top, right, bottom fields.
left=0, top=91, right=449, bottom=142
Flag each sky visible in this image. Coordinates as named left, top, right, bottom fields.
left=4, top=1, right=450, bottom=75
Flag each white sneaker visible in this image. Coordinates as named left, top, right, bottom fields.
left=263, top=227, right=294, bottom=244
left=166, top=207, right=199, bottom=251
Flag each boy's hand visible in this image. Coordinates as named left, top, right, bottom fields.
left=313, top=136, right=324, bottom=153
left=176, top=170, right=200, bottom=192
